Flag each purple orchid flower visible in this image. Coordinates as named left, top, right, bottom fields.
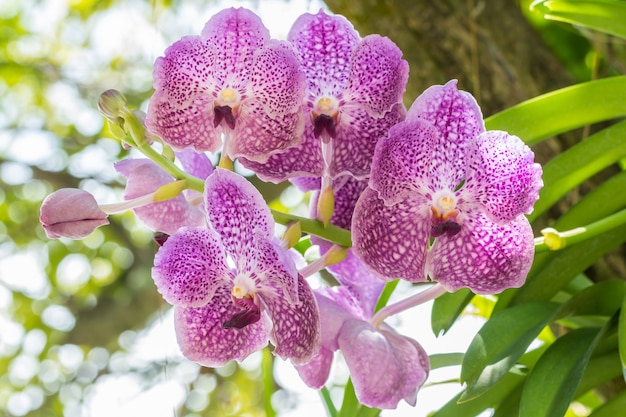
left=296, top=251, right=429, bottom=409
left=352, top=80, right=543, bottom=294
left=242, top=10, right=408, bottom=184
left=146, top=7, right=306, bottom=163
left=151, top=168, right=320, bottom=366
left=114, top=149, right=212, bottom=235
left=40, top=188, right=109, bottom=239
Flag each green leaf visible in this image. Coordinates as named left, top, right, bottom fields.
left=374, top=279, right=399, bottom=313
left=519, top=327, right=603, bottom=417
left=529, top=119, right=626, bottom=222
left=460, top=302, right=560, bottom=401
left=431, top=288, right=474, bottom=336
left=484, top=76, right=626, bottom=144
left=587, top=389, right=626, bottom=417
left=429, top=352, right=465, bottom=370
left=532, top=0, right=626, bottom=39
left=556, top=280, right=626, bottom=319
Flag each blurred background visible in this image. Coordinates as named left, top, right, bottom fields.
left=1, top=0, right=624, bottom=416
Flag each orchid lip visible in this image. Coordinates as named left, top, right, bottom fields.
left=214, top=105, right=236, bottom=129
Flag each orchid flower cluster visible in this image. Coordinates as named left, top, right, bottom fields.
left=39, top=7, right=543, bottom=411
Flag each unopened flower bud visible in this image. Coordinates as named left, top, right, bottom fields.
left=317, top=185, right=335, bottom=226
left=281, top=222, right=302, bottom=249
left=98, top=89, right=127, bottom=121
left=40, top=189, right=109, bottom=239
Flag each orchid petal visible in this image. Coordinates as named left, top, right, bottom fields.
left=369, top=118, right=440, bottom=205
left=204, top=169, right=273, bottom=266
left=152, top=228, right=232, bottom=307
left=352, top=188, right=430, bottom=282
left=427, top=212, right=535, bottom=294
left=200, top=7, right=269, bottom=86
left=295, top=346, right=334, bottom=389
left=39, top=188, right=109, bottom=239
left=115, top=159, right=203, bottom=234
left=264, top=275, right=321, bottom=364
left=287, top=10, right=359, bottom=96
left=174, top=286, right=272, bottom=367
left=251, top=238, right=299, bottom=305
left=406, top=80, right=485, bottom=189
left=338, top=320, right=429, bottom=409
left=345, top=34, right=409, bottom=118
left=331, top=102, right=405, bottom=179
left=146, top=35, right=220, bottom=153
left=461, top=130, right=544, bottom=222
left=175, top=149, right=213, bottom=180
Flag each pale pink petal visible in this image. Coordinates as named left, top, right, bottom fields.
left=40, top=188, right=109, bottom=239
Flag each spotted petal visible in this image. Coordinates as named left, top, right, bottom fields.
left=146, top=35, right=220, bottom=153
left=264, top=275, right=321, bottom=364
left=426, top=211, right=535, bottom=294
left=352, top=188, right=430, bottom=282
left=115, top=159, right=204, bottom=234
left=369, top=118, right=440, bottom=205
left=152, top=228, right=232, bottom=307
left=406, top=80, right=485, bottom=189
left=175, top=149, right=213, bottom=180
left=345, top=34, right=409, bottom=118
left=204, top=169, right=273, bottom=266
left=288, top=10, right=359, bottom=96
left=461, top=130, right=543, bottom=222
left=331, top=102, right=405, bottom=179
left=200, top=7, right=269, bottom=86
left=338, top=320, right=429, bottom=409
left=174, top=286, right=272, bottom=367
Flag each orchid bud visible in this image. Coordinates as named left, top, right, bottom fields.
left=98, top=89, right=127, bottom=122
left=40, top=189, right=109, bottom=239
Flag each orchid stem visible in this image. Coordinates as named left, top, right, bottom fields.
left=370, top=283, right=448, bottom=328
left=534, top=207, right=626, bottom=252
left=271, top=209, right=352, bottom=247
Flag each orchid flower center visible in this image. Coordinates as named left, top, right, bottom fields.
left=223, top=274, right=261, bottom=330
left=214, top=88, right=241, bottom=129
left=313, top=96, right=339, bottom=139
left=430, top=191, right=461, bottom=238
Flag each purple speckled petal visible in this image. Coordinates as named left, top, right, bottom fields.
left=264, top=275, right=321, bottom=364
left=331, top=102, right=405, bottom=179
left=295, top=346, right=334, bottom=389
left=251, top=238, right=299, bottom=305
left=345, top=35, right=409, bottom=118
left=152, top=227, right=232, bottom=307
left=460, top=130, right=543, bottom=222
left=338, top=320, right=429, bottom=409
left=174, top=286, right=272, bottom=367
left=369, top=118, right=439, bottom=205
left=40, top=188, right=109, bottom=239
left=288, top=10, right=359, bottom=96
left=240, top=122, right=325, bottom=183
left=406, top=80, right=485, bottom=189
left=352, top=188, right=430, bottom=282
left=175, top=149, right=213, bottom=180
left=200, top=7, right=269, bottom=86
left=314, top=288, right=358, bottom=351
left=146, top=35, right=221, bottom=153
left=426, top=211, right=535, bottom=294
left=225, top=99, right=305, bottom=162
left=204, top=169, right=273, bottom=265
left=115, top=159, right=204, bottom=234
left=250, top=40, right=306, bottom=118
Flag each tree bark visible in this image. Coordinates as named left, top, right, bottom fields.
left=323, top=0, right=573, bottom=115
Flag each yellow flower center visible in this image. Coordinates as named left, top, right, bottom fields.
left=314, top=96, right=339, bottom=117
left=231, top=274, right=256, bottom=299
left=218, top=88, right=239, bottom=105
left=431, top=192, right=459, bottom=221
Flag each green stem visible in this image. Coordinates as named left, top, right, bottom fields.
left=271, top=209, right=352, bottom=247
left=534, top=208, right=626, bottom=252
left=320, top=387, right=338, bottom=417
left=262, top=348, right=276, bottom=417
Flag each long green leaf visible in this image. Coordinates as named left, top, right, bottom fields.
left=460, top=302, right=560, bottom=401
left=484, top=76, right=626, bottom=144
left=587, top=389, right=626, bottom=417
left=431, top=288, right=474, bottom=336
left=532, top=0, right=626, bottom=39
left=519, top=327, right=603, bottom=417
left=429, top=352, right=465, bottom=370
left=620, top=293, right=626, bottom=370
left=556, top=280, right=626, bottom=320
left=529, top=119, right=626, bottom=222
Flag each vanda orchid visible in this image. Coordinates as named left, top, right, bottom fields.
left=42, top=3, right=626, bottom=416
